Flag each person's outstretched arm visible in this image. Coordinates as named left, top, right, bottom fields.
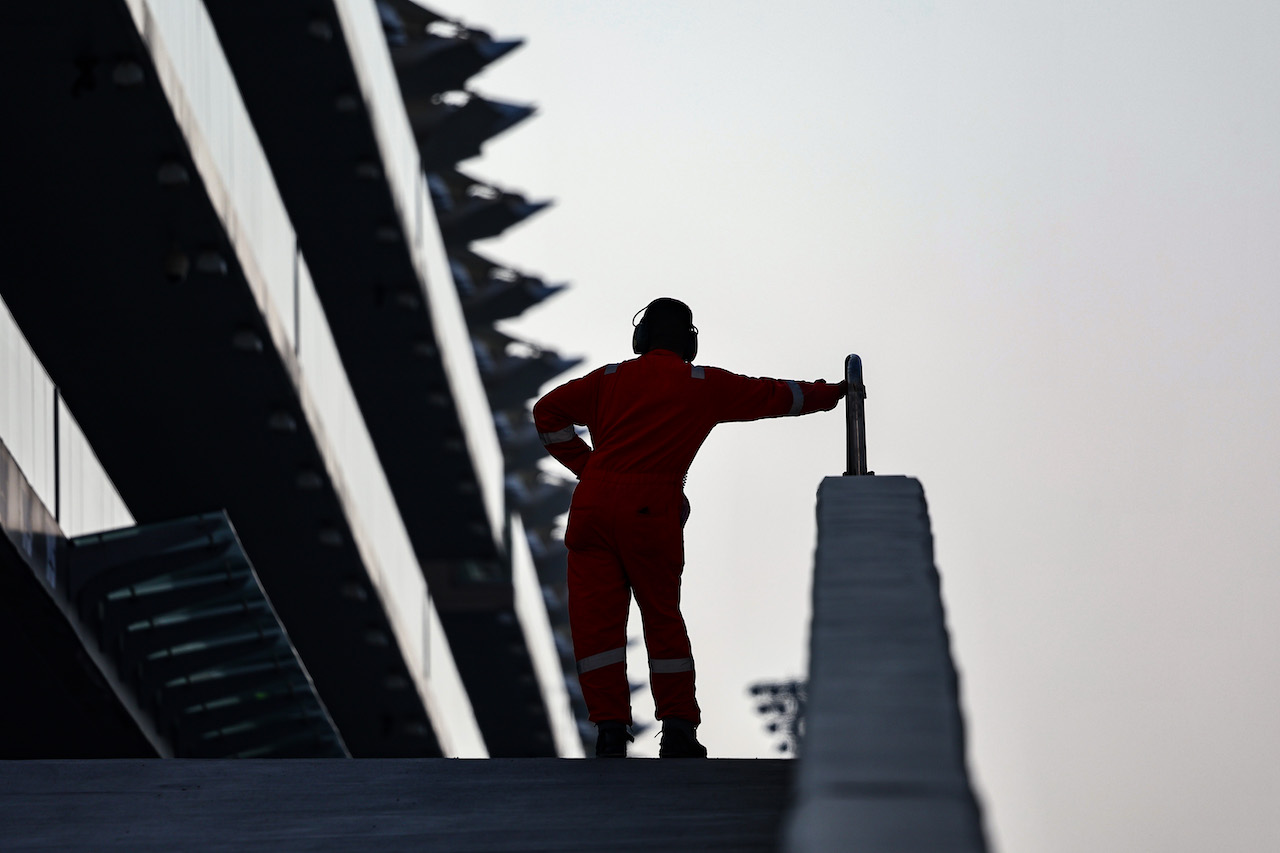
left=705, top=369, right=847, bottom=423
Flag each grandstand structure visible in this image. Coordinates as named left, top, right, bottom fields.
left=0, top=0, right=588, bottom=758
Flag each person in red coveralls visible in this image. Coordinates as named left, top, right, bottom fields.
left=533, top=298, right=846, bottom=758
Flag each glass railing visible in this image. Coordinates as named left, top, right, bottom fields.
left=1, top=296, right=133, bottom=539
left=57, top=403, right=135, bottom=538
left=511, top=513, right=586, bottom=758
left=0, top=298, right=56, bottom=512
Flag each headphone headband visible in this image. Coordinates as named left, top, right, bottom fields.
left=632, top=299, right=698, bottom=362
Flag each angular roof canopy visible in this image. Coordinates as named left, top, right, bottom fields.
left=381, top=0, right=524, bottom=95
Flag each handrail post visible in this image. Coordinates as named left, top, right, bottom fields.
left=843, top=354, right=868, bottom=476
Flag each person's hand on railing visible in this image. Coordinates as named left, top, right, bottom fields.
left=806, top=379, right=847, bottom=411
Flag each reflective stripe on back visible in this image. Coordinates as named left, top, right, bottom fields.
left=605, top=363, right=619, bottom=374
left=785, top=379, right=803, bottom=415
left=691, top=366, right=705, bottom=379
left=577, top=646, right=626, bottom=674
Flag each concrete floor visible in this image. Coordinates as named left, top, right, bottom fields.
left=0, top=758, right=793, bottom=852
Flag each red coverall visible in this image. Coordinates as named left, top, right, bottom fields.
left=533, top=348, right=844, bottom=726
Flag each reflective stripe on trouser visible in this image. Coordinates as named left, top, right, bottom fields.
left=649, top=657, right=694, bottom=673
left=577, top=647, right=626, bottom=674
left=565, top=478, right=701, bottom=725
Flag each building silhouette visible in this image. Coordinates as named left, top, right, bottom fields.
left=0, top=0, right=587, bottom=759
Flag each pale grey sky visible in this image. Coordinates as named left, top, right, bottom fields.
left=445, top=2, right=1280, bottom=850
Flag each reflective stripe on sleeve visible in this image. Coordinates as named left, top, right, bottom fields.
left=785, top=380, right=804, bottom=415
left=649, top=657, right=694, bottom=674
left=691, top=366, right=705, bottom=379
left=538, top=425, right=577, bottom=446
left=605, top=363, right=619, bottom=374
left=577, top=647, right=627, bottom=674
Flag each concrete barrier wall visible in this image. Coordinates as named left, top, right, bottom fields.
left=787, top=475, right=988, bottom=853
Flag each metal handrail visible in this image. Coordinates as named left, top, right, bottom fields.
left=844, top=354, right=869, bottom=476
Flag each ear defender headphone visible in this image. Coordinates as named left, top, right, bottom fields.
left=632, top=299, right=698, bottom=362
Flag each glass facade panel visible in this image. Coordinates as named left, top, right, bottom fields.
left=333, top=0, right=505, bottom=537
left=67, top=0, right=502, bottom=756
left=297, top=260, right=484, bottom=754
left=334, top=0, right=419, bottom=237
left=1, top=297, right=133, bottom=538
left=0, top=297, right=55, bottom=510
left=144, top=0, right=298, bottom=351
left=57, top=401, right=134, bottom=538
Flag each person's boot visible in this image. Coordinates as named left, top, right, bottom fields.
left=658, top=718, right=708, bottom=758
left=595, top=721, right=633, bottom=758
